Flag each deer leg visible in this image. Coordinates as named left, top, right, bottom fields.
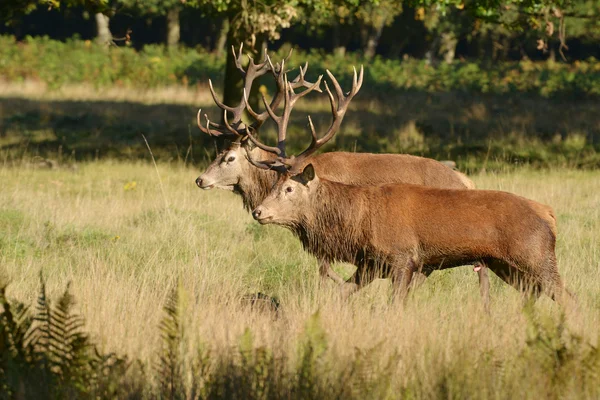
left=391, top=255, right=418, bottom=304
left=475, top=261, right=490, bottom=312
left=318, top=260, right=346, bottom=285
left=408, top=270, right=428, bottom=290
left=485, top=258, right=542, bottom=306
left=339, top=264, right=378, bottom=300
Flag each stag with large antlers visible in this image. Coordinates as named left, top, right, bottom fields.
left=195, top=48, right=490, bottom=304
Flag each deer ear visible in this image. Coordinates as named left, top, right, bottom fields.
left=301, top=164, right=315, bottom=183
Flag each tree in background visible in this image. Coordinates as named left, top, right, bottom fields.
left=192, top=0, right=300, bottom=118
left=121, top=0, right=188, bottom=47
left=356, top=0, right=403, bottom=59
left=0, top=0, right=116, bottom=45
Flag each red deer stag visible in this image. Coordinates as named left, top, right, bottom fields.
left=249, top=96, right=571, bottom=306
left=195, top=48, right=487, bottom=301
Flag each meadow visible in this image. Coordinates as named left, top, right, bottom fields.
left=1, top=44, right=599, bottom=396
left=1, top=157, right=599, bottom=398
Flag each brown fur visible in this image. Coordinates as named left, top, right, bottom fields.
left=225, top=147, right=474, bottom=212
left=255, top=171, right=570, bottom=303
left=235, top=156, right=278, bottom=212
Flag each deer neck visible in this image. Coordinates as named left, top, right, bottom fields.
left=293, top=180, right=371, bottom=264
left=236, top=147, right=279, bottom=212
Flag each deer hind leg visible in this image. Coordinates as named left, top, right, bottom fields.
left=485, top=259, right=542, bottom=304
left=539, top=257, right=577, bottom=309
left=476, top=261, right=491, bottom=312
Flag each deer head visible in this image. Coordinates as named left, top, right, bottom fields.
left=196, top=45, right=323, bottom=191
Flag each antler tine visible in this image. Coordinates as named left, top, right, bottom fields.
left=325, top=69, right=345, bottom=103
left=289, top=62, right=323, bottom=92
left=222, top=109, right=243, bottom=137
left=232, top=44, right=245, bottom=75
left=287, top=74, right=323, bottom=104
left=283, top=47, right=293, bottom=65
left=323, top=81, right=337, bottom=114
left=208, top=79, right=237, bottom=114
left=244, top=129, right=290, bottom=172
left=242, top=88, right=261, bottom=121
left=306, top=115, right=318, bottom=149
left=244, top=148, right=272, bottom=170
left=259, top=89, right=282, bottom=123
left=205, top=113, right=218, bottom=137
left=197, top=109, right=209, bottom=135
left=265, top=54, right=276, bottom=73
left=197, top=108, right=232, bottom=137
left=293, top=66, right=363, bottom=162
left=348, top=65, right=364, bottom=101
left=245, top=126, right=282, bottom=156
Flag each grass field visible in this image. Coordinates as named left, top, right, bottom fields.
left=1, top=158, right=599, bottom=397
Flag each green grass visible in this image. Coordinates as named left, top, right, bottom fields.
left=1, top=160, right=599, bottom=397
left=2, top=35, right=600, bottom=97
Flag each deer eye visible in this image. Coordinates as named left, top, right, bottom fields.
left=285, top=186, right=294, bottom=193
left=227, top=156, right=235, bottom=162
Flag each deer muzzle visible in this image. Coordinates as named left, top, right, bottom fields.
left=195, top=176, right=214, bottom=190
left=252, top=206, right=272, bottom=224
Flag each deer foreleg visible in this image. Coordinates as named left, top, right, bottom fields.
left=318, top=260, right=347, bottom=285
left=391, top=255, right=419, bottom=303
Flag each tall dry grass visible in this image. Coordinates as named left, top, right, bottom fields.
left=1, top=160, right=599, bottom=397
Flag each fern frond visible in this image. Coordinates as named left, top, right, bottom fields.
left=156, top=286, right=184, bottom=400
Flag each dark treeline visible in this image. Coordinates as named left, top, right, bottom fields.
left=2, top=4, right=599, bottom=63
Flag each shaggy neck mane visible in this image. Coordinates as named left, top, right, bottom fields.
left=236, top=148, right=278, bottom=212
left=291, top=179, right=372, bottom=264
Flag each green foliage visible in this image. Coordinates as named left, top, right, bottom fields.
left=0, top=35, right=223, bottom=89
left=156, top=286, right=185, bottom=398
left=0, top=274, right=128, bottom=398
left=2, top=35, right=600, bottom=96
left=521, top=309, right=600, bottom=396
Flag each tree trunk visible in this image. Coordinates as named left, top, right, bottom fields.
left=364, top=23, right=384, bottom=59
left=440, top=32, right=457, bottom=64
left=215, top=18, right=229, bottom=56
left=95, top=13, right=112, bottom=46
left=166, top=6, right=180, bottom=48
left=549, top=46, right=556, bottom=62
left=332, top=21, right=346, bottom=57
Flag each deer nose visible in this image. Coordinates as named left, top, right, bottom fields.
left=195, top=177, right=203, bottom=188
left=252, top=208, right=262, bottom=220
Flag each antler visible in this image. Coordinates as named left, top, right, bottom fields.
left=246, top=72, right=323, bottom=158
left=246, top=66, right=363, bottom=172
left=197, top=45, right=322, bottom=139
left=294, top=66, right=363, bottom=164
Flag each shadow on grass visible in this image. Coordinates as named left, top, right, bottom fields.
left=0, top=92, right=598, bottom=170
